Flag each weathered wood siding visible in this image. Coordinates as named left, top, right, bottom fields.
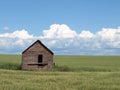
left=22, top=41, right=54, bottom=70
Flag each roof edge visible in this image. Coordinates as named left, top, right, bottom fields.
left=22, top=40, right=54, bottom=55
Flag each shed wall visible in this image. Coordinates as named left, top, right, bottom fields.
left=22, top=42, right=54, bottom=70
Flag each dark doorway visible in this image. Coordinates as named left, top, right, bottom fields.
left=38, top=55, right=43, bottom=63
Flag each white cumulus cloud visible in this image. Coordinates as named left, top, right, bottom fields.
left=0, top=29, right=33, bottom=39
left=0, top=29, right=35, bottom=53
left=42, top=24, right=77, bottom=38
left=79, top=30, right=93, bottom=38
left=0, top=24, right=120, bottom=55
left=40, top=24, right=120, bottom=55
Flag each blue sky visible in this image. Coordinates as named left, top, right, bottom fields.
left=0, top=0, right=120, bottom=55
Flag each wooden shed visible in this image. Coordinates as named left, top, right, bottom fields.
left=22, top=40, right=54, bottom=70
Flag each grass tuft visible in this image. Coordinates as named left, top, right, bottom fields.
left=55, top=65, right=72, bottom=72
left=0, top=63, right=21, bottom=70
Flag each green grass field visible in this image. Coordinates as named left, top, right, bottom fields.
left=0, top=55, right=120, bottom=90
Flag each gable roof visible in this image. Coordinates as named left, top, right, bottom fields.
left=22, top=40, right=54, bottom=55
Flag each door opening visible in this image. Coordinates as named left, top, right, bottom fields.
left=38, top=55, right=43, bottom=63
